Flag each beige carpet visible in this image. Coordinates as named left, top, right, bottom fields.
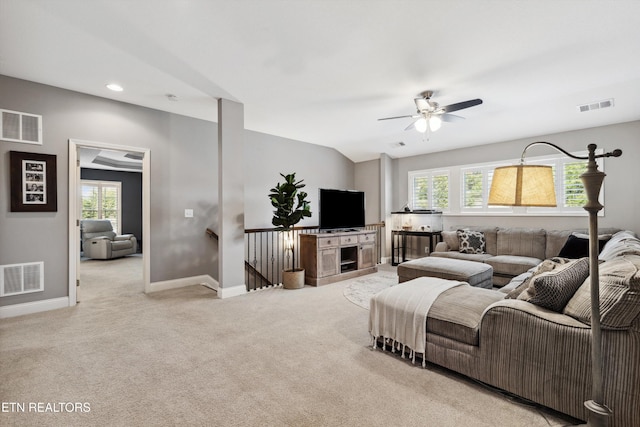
left=0, top=260, right=579, bottom=427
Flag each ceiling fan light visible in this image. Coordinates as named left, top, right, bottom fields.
left=429, top=115, right=442, bottom=131
left=415, top=117, right=428, bottom=133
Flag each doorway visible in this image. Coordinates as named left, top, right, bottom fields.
left=68, top=139, right=151, bottom=306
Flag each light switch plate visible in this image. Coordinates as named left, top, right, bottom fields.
left=185, top=209, right=194, bottom=218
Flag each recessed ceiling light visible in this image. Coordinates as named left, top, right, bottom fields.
left=106, top=83, right=123, bottom=92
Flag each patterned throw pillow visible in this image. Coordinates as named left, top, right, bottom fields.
left=521, top=257, right=590, bottom=312
left=457, top=229, right=486, bottom=254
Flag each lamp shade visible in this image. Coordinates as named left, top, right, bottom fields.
left=488, top=165, right=557, bottom=207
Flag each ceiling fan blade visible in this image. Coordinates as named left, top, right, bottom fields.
left=378, top=114, right=415, bottom=121
left=404, top=119, right=419, bottom=131
left=441, top=98, right=483, bottom=113
left=414, top=97, right=429, bottom=111
left=440, top=113, right=465, bottom=123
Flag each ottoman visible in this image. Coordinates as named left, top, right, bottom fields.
left=397, top=257, right=493, bottom=288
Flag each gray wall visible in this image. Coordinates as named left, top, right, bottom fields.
left=391, top=121, right=640, bottom=233
left=244, top=131, right=354, bottom=229
left=1, top=75, right=356, bottom=307
left=354, top=159, right=380, bottom=224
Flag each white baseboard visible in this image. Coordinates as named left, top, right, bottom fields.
left=216, top=284, right=247, bottom=299
left=148, top=275, right=246, bottom=298
left=148, top=275, right=219, bottom=294
left=0, top=297, right=70, bottom=319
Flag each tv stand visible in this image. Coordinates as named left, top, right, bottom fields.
left=299, top=230, right=377, bottom=286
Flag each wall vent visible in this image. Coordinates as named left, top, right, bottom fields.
left=577, top=98, right=615, bottom=113
left=0, top=109, right=43, bottom=144
left=0, top=262, right=44, bottom=297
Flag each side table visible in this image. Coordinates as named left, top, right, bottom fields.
left=391, top=230, right=442, bottom=266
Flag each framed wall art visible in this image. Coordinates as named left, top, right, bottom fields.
left=10, top=151, right=57, bottom=212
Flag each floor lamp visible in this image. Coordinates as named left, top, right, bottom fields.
left=488, top=142, right=622, bottom=427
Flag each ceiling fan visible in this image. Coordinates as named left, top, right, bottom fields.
left=378, top=91, right=483, bottom=133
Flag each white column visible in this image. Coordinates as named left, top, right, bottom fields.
left=217, top=98, right=246, bottom=297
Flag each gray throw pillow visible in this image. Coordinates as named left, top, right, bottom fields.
left=457, top=229, right=485, bottom=254
left=521, top=257, right=590, bottom=312
left=564, top=255, right=640, bottom=329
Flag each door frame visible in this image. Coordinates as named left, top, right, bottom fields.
left=68, top=139, right=151, bottom=305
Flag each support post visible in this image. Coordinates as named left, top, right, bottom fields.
left=217, top=98, right=246, bottom=297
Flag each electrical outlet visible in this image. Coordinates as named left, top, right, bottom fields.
left=425, top=246, right=430, bottom=254
left=185, top=209, right=194, bottom=218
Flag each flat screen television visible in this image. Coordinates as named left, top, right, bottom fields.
left=319, top=188, right=365, bottom=231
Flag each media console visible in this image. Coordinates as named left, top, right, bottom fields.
left=299, top=230, right=377, bottom=286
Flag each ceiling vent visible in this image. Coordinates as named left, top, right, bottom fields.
left=577, top=98, right=614, bottom=113
left=389, top=141, right=406, bottom=148
left=1, top=109, right=43, bottom=144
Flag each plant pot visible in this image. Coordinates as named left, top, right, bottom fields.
left=283, top=269, right=305, bottom=289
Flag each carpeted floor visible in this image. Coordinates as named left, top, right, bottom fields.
left=0, top=260, right=579, bottom=426
left=342, top=272, right=398, bottom=309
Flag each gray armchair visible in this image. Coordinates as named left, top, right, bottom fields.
left=81, top=219, right=137, bottom=259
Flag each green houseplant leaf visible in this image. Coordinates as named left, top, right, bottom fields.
left=269, top=173, right=312, bottom=272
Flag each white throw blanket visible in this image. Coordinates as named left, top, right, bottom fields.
left=368, top=277, right=464, bottom=366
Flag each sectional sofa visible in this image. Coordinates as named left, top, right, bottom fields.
left=387, top=229, right=640, bottom=426
left=431, top=226, right=618, bottom=286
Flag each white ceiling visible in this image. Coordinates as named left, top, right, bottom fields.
left=2, top=0, right=640, bottom=162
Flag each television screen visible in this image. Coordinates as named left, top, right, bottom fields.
left=319, top=189, right=365, bottom=230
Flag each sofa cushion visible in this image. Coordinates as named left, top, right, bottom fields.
left=564, top=255, right=640, bottom=329
left=457, top=229, right=486, bottom=254
left=427, top=285, right=504, bottom=346
left=485, top=255, right=542, bottom=278
left=441, top=230, right=459, bottom=251
left=545, top=229, right=574, bottom=259
left=558, top=234, right=609, bottom=259
left=518, top=257, right=590, bottom=312
left=497, top=227, right=546, bottom=259
left=598, top=230, right=640, bottom=261
left=503, top=257, right=570, bottom=299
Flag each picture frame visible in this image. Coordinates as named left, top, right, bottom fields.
left=10, top=151, right=57, bottom=212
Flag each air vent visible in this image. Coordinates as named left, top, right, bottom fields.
left=0, top=109, right=43, bottom=144
left=1, top=262, right=44, bottom=297
left=577, top=98, right=614, bottom=113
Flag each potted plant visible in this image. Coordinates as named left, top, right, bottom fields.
left=269, top=172, right=312, bottom=289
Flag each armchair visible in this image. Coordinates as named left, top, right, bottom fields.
left=81, top=219, right=137, bottom=259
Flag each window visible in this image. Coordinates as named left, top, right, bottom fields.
left=408, top=170, right=449, bottom=211
left=407, top=148, right=603, bottom=216
left=81, top=180, right=122, bottom=233
left=563, top=161, right=588, bottom=207
left=462, top=169, right=483, bottom=209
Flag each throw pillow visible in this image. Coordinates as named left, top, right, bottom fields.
left=564, top=255, right=640, bottom=329
left=457, top=229, right=485, bottom=254
left=519, top=257, right=590, bottom=312
left=505, top=257, right=570, bottom=299
left=558, top=234, right=608, bottom=259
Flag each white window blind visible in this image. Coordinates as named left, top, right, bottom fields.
left=408, top=170, right=449, bottom=211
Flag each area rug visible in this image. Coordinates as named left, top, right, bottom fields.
left=343, top=274, right=399, bottom=309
